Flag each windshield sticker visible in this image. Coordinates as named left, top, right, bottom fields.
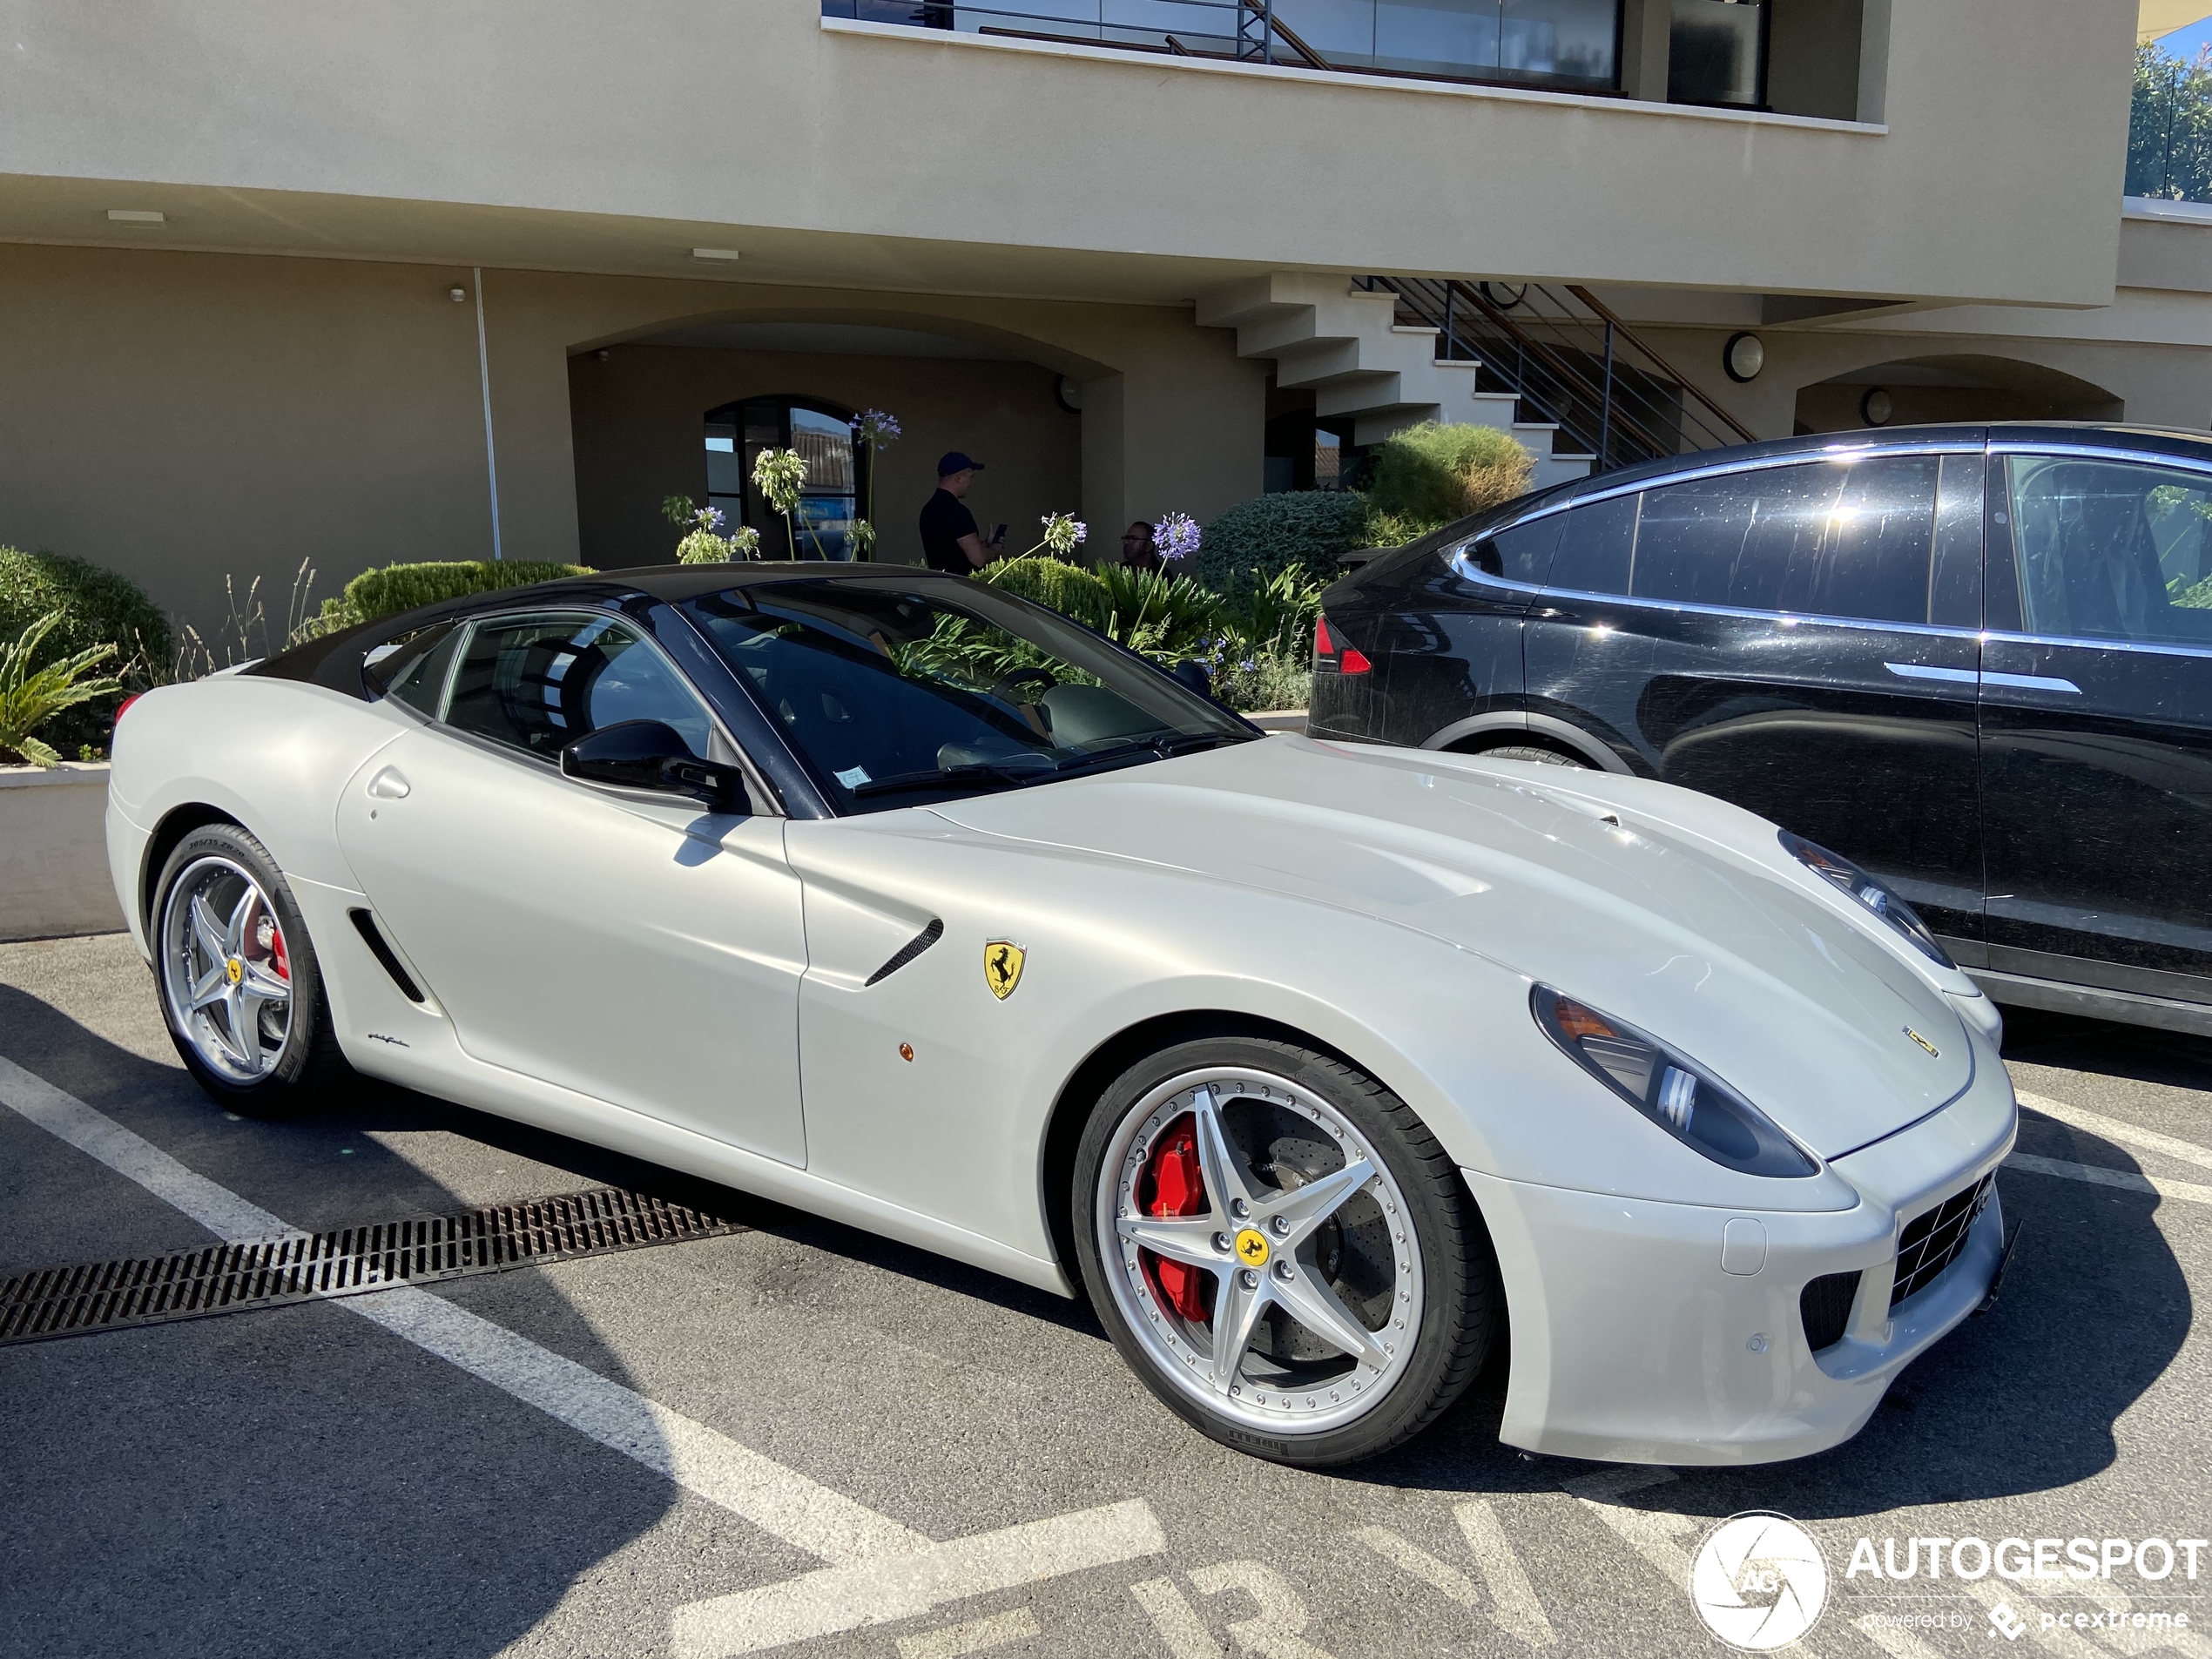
left=833, top=765, right=872, bottom=788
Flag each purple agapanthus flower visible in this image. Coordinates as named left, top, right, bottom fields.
left=851, top=408, right=903, bottom=447
left=1154, top=511, right=1202, bottom=560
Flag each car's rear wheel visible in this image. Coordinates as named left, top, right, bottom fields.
left=1474, top=742, right=1590, bottom=768
left=1072, top=1035, right=1494, bottom=1467
left=152, top=823, right=352, bottom=1113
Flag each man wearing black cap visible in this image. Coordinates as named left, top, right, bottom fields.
left=919, top=452, right=1003, bottom=574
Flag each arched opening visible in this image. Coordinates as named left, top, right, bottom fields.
left=569, top=315, right=1085, bottom=570
left=1793, top=354, right=2123, bottom=434
left=705, top=394, right=864, bottom=561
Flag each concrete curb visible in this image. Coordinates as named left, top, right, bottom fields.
left=0, top=763, right=125, bottom=941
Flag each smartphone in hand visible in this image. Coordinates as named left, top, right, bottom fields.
left=992, top=523, right=1008, bottom=545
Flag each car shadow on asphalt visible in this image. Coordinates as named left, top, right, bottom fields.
left=0, top=986, right=715, bottom=1659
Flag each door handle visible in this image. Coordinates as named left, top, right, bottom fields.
left=1883, top=662, right=1978, bottom=685
left=1883, top=663, right=2082, bottom=695
left=366, top=766, right=412, bottom=799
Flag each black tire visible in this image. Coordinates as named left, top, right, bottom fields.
left=150, top=821, right=354, bottom=1114
left=1474, top=742, right=1590, bottom=768
left=1071, top=1035, right=1494, bottom=1467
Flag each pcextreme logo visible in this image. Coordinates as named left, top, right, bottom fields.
left=1689, top=1513, right=1831, bottom=1651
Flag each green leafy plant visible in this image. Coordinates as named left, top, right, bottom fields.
left=1094, top=563, right=1224, bottom=662
left=0, top=547, right=166, bottom=749
left=980, top=555, right=1113, bottom=631
left=1360, top=421, right=1534, bottom=544
left=312, top=559, right=596, bottom=634
left=0, top=610, right=123, bottom=767
left=1195, top=491, right=1372, bottom=601
left=662, top=496, right=759, bottom=563
left=752, top=448, right=813, bottom=557
left=1213, top=650, right=1312, bottom=714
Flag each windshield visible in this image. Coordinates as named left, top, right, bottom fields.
left=680, top=577, right=1257, bottom=812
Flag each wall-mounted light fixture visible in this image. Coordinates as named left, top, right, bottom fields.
left=1723, top=332, right=1764, bottom=383
left=1861, top=388, right=1894, bottom=426
left=449, top=287, right=468, bottom=303
left=691, top=247, right=742, bottom=264
left=106, top=209, right=165, bottom=226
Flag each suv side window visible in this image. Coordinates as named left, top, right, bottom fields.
left=442, top=613, right=717, bottom=761
left=2004, top=455, right=2212, bottom=645
left=1629, top=457, right=1940, bottom=624
left=1545, top=493, right=1639, bottom=595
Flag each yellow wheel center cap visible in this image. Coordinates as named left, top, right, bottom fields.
left=225, top=957, right=244, bottom=985
left=1234, top=1228, right=1271, bottom=1267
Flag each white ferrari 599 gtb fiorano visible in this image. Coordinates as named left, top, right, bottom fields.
left=106, top=564, right=2016, bottom=1467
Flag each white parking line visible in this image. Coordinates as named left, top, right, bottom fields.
left=894, top=1608, right=1042, bottom=1659
left=670, top=1500, right=1164, bottom=1658
left=0, top=1054, right=1168, bottom=1648
left=2005, top=1152, right=2212, bottom=1207
left=1352, top=1501, right=1555, bottom=1646
left=2014, top=1089, right=2212, bottom=1173
left=0, top=1054, right=927, bottom=1565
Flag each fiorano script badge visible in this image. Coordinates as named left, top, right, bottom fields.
left=1904, top=1027, right=1939, bottom=1059
left=984, top=940, right=1026, bottom=1001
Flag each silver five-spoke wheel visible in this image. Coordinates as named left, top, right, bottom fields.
left=1096, top=1065, right=1426, bottom=1436
left=159, top=855, right=294, bottom=1084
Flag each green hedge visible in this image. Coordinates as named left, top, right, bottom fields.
left=1195, top=492, right=1372, bottom=599
left=0, top=549, right=167, bottom=756
left=981, top=555, right=1113, bottom=631
left=320, top=560, right=596, bottom=630
left=0, top=548, right=168, bottom=673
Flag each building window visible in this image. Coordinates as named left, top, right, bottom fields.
left=826, top=0, right=1619, bottom=92
left=705, top=397, right=865, bottom=561
left=1667, top=0, right=1764, bottom=108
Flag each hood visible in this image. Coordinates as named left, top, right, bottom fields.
left=931, top=738, right=1973, bottom=1158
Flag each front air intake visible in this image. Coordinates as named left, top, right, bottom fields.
left=1799, top=1271, right=1862, bottom=1352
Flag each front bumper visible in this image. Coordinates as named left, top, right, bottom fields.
left=1470, top=1021, right=2016, bottom=1465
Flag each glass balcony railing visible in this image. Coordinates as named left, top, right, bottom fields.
left=826, top=0, right=1621, bottom=92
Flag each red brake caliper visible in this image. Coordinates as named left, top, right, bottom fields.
left=1140, top=1116, right=1210, bottom=1322
left=253, top=904, right=290, bottom=981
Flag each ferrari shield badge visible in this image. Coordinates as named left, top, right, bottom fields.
left=984, top=940, right=1026, bottom=1001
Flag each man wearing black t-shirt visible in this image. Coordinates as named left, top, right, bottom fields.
left=919, top=451, right=1002, bottom=574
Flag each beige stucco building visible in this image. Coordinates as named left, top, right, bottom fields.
left=0, top=0, right=2202, bottom=627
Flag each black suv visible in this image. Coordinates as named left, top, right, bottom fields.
left=1310, top=424, right=2212, bottom=1035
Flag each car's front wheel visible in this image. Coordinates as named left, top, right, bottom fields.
left=152, top=822, right=352, bottom=1113
left=1072, top=1035, right=1494, bottom=1467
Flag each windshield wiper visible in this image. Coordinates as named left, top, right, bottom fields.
left=850, top=763, right=1043, bottom=799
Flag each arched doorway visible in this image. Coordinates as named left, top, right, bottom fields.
left=705, top=395, right=866, bottom=560
left=1793, top=354, right=2122, bottom=434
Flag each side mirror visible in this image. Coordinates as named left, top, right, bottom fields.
left=561, top=720, right=747, bottom=813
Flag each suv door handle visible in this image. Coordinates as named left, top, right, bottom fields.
left=366, top=766, right=412, bottom=799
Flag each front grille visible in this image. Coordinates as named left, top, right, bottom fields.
left=1890, top=1172, right=1995, bottom=1307
left=0, top=1185, right=746, bottom=1345
left=1799, top=1271, right=1863, bottom=1352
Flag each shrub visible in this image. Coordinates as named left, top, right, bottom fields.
left=981, top=555, right=1113, bottom=631
left=0, top=610, right=124, bottom=767
left=1214, top=651, right=1312, bottom=714
left=1196, top=492, right=1372, bottom=599
left=0, top=548, right=169, bottom=677
left=316, top=559, right=595, bottom=631
left=1361, top=421, right=1533, bottom=543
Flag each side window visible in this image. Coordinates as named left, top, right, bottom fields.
left=1459, top=516, right=1561, bottom=584
left=442, top=614, right=715, bottom=761
left=1544, top=493, right=1638, bottom=596
left=2005, top=455, right=2212, bottom=645
left=1629, top=457, right=1938, bottom=625
left=369, top=624, right=461, bottom=718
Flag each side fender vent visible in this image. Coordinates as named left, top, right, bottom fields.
left=349, top=908, right=426, bottom=1004
left=866, top=918, right=944, bottom=987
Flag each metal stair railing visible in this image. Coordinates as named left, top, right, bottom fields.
left=1359, top=275, right=1756, bottom=475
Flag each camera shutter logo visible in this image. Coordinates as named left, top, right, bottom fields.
left=1689, top=1512, right=1830, bottom=1651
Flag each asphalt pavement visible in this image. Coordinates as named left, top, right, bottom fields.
left=2, top=930, right=2206, bottom=1659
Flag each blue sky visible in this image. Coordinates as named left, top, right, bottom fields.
left=2156, top=17, right=2212, bottom=60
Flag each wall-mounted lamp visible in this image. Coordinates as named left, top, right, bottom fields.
left=450, top=287, right=468, bottom=303
left=595, top=349, right=610, bottom=361
left=1723, top=332, right=1764, bottom=383
left=1861, top=388, right=1894, bottom=427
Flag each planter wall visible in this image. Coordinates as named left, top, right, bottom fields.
left=0, top=763, right=125, bottom=941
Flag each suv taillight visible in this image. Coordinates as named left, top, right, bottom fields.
left=1314, top=613, right=1370, bottom=675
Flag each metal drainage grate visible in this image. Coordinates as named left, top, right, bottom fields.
left=0, top=1186, right=749, bottom=1345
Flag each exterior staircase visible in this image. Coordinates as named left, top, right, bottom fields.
left=1195, top=273, right=1595, bottom=489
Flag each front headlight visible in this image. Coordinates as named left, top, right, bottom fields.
left=1531, top=986, right=1819, bottom=1177
left=1779, top=829, right=1954, bottom=968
